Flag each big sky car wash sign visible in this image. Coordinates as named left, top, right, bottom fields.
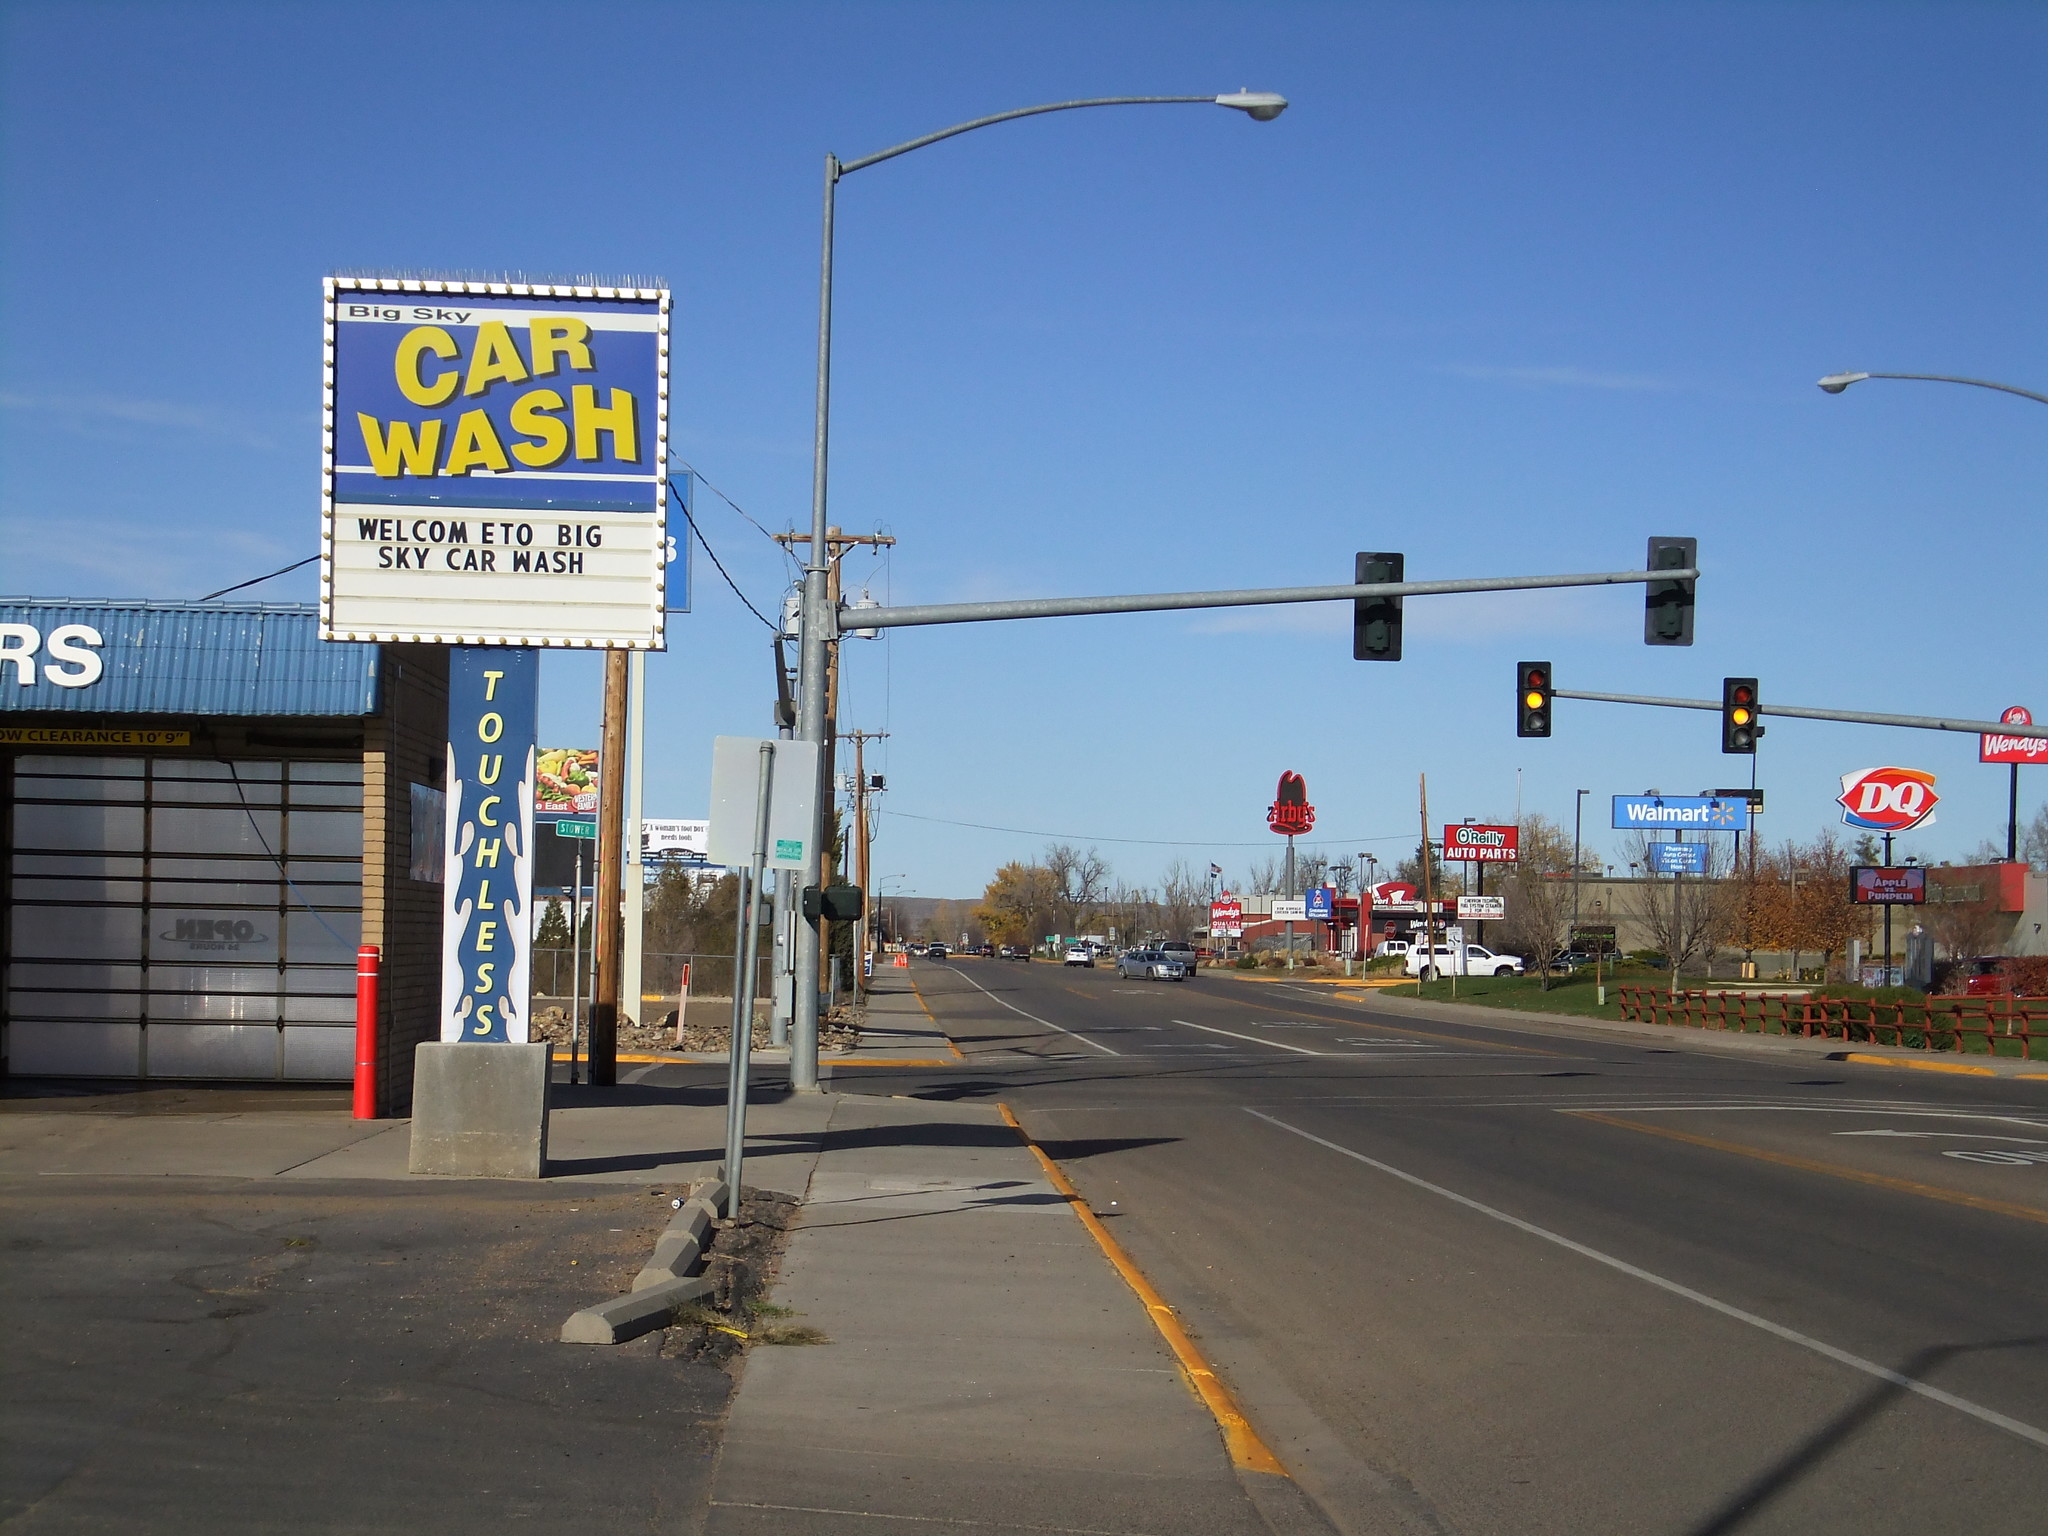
left=1838, top=766, right=1938, bottom=833
left=322, top=277, right=670, bottom=648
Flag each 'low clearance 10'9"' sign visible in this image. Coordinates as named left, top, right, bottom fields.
left=321, top=277, right=671, bottom=648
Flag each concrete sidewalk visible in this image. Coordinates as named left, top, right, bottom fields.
left=706, top=980, right=1314, bottom=1535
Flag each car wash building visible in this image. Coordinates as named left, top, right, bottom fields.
left=1, top=597, right=445, bottom=1107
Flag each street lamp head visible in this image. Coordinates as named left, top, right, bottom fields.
left=1817, top=372, right=1870, bottom=395
left=1215, top=90, right=1289, bottom=121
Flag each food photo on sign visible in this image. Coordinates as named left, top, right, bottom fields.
left=535, top=747, right=599, bottom=817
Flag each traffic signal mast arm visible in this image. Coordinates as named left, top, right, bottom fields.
left=833, top=563, right=1697, bottom=633
left=1554, top=688, right=2048, bottom=740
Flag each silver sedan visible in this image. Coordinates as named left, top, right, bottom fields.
left=1116, top=949, right=1189, bottom=982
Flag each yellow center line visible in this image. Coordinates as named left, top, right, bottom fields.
left=996, top=1103, right=1290, bottom=1479
left=1573, top=1111, right=2048, bottom=1229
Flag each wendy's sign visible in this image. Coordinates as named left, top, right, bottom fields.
left=1982, top=706, right=2048, bottom=766
left=1267, top=771, right=1315, bottom=836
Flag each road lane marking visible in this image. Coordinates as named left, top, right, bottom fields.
left=1243, top=1107, right=2048, bottom=1454
left=906, top=977, right=968, bottom=1058
left=946, top=965, right=1120, bottom=1056
left=1575, top=1112, right=2048, bottom=1229
left=1171, top=1019, right=1322, bottom=1055
left=1214, top=989, right=1561, bottom=1055
left=1000, top=1103, right=1289, bottom=1477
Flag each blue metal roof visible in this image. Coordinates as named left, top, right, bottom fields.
left=0, top=599, right=380, bottom=717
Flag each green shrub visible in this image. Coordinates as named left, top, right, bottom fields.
left=1234, top=954, right=1260, bottom=970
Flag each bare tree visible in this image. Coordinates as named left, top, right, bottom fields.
left=1296, top=851, right=1330, bottom=892
left=1246, top=855, right=1285, bottom=895
left=1498, top=815, right=1576, bottom=988
left=1927, top=869, right=2008, bottom=961
left=1330, top=857, right=1357, bottom=897
left=1620, top=832, right=1738, bottom=988
left=1044, top=843, right=1110, bottom=935
left=1158, top=859, right=1207, bottom=942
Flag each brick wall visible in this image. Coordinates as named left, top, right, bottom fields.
left=360, top=645, right=447, bottom=1116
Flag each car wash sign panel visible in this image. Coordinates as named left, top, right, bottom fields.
left=441, top=649, right=539, bottom=1042
left=1611, top=795, right=1750, bottom=833
left=323, top=277, right=670, bottom=648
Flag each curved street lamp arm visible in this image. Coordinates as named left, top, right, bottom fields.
left=838, top=96, right=1217, bottom=176
left=1822, top=371, right=2048, bottom=407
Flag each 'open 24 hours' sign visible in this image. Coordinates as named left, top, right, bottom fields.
left=322, top=277, right=670, bottom=648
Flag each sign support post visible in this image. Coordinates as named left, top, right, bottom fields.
left=725, top=743, right=777, bottom=1219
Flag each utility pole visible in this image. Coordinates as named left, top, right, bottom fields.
left=776, top=527, right=894, bottom=1085
left=842, top=729, right=888, bottom=993
left=590, top=649, right=629, bottom=1086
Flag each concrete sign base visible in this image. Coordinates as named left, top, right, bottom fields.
left=408, top=1042, right=552, bottom=1178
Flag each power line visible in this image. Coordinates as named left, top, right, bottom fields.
left=197, top=554, right=318, bottom=602
left=878, top=807, right=1414, bottom=849
left=670, top=476, right=777, bottom=630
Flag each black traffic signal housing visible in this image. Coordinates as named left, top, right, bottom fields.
left=1353, top=552, right=1404, bottom=661
left=1722, top=677, right=1759, bottom=754
left=803, top=883, right=865, bottom=922
left=1517, top=661, right=1553, bottom=738
left=1644, top=536, right=1697, bottom=646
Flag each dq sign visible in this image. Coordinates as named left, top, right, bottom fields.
left=1838, top=766, right=1939, bottom=833
left=1982, top=706, right=2048, bottom=766
left=1267, top=771, right=1315, bottom=836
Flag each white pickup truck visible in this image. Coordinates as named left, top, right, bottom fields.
left=1405, top=942, right=1524, bottom=979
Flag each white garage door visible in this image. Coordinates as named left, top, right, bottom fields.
left=5, top=755, right=363, bottom=1080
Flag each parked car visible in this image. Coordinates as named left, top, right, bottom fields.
left=926, top=942, right=949, bottom=961
left=975, top=943, right=996, bottom=958
left=1404, top=943, right=1525, bottom=978
left=1063, top=945, right=1095, bottom=967
left=1117, top=948, right=1189, bottom=981
left=1373, top=939, right=1412, bottom=960
left=1548, top=950, right=1593, bottom=973
left=1156, top=941, right=1199, bottom=975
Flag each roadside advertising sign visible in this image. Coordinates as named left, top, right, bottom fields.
left=1612, top=795, right=1749, bottom=833
left=1272, top=898, right=1309, bottom=921
left=1456, top=895, right=1505, bottom=920
left=441, top=649, right=538, bottom=1042
left=1851, top=866, right=1927, bottom=905
left=1646, top=841, right=1710, bottom=875
left=1982, top=706, right=2047, bottom=766
left=642, top=819, right=709, bottom=857
left=1305, top=886, right=1336, bottom=920
left=322, top=277, right=671, bottom=647
left=535, top=747, right=599, bottom=818
left=1838, top=767, right=1939, bottom=833
left=1443, top=823, right=1519, bottom=862
left=1209, top=898, right=1244, bottom=937
left=1266, top=771, right=1315, bottom=835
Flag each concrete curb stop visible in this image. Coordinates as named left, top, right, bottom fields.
left=560, top=1169, right=729, bottom=1346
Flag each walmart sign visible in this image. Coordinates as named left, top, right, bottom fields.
left=1611, top=795, right=1749, bottom=833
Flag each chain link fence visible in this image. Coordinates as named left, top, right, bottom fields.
left=531, top=949, right=775, bottom=1002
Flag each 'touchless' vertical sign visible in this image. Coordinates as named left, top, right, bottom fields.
left=442, top=648, right=539, bottom=1041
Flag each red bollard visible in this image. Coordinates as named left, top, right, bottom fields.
left=354, top=945, right=382, bottom=1120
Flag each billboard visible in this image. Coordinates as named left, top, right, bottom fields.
left=1444, top=823, right=1519, bottom=862
left=1982, top=706, right=2048, bottom=766
left=1851, top=866, right=1927, bottom=905
left=1612, top=795, right=1749, bottom=833
left=1838, top=767, right=1938, bottom=833
left=1209, top=897, right=1244, bottom=937
left=643, top=819, right=709, bottom=858
left=535, top=747, right=599, bottom=819
left=322, top=277, right=671, bottom=647
left=1456, top=894, right=1505, bottom=920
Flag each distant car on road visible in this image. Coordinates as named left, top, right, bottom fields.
left=999, top=944, right=1030, bottom=961
left=1155, top=941, right=1199, bottom=975
left=1117, top=949, right=1189, bottom=981
left=1405, top=943, right=1524, bottom=979
left=1063, top=945, right=1095, bottom=967
left=975, top=943, right=996, bottom=958
left=926, top=943, right=949, bottom=961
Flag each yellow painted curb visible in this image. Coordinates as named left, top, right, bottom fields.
left=998, top=1103, right=1290, bottom=1478
left=908, top=976, right=968, bottom=1059
left=1838, top=1052, right=2037, bottom=1079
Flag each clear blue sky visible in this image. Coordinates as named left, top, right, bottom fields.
left=4, top=1, right=2042, bottom=897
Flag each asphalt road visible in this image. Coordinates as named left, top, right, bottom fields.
left=869, top=958, right=2048, bottom=1536
left=0, top=1170, right=726, bottom=1533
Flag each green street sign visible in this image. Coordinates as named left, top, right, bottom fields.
left=555, top=818, right=598, bottom=840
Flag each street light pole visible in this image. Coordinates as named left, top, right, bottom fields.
left=791, top=90, right=1288, bottom=1090
left=1572, top=788, right=1588, bottom=940
left=1817, top=372, right=2048, bottom=408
